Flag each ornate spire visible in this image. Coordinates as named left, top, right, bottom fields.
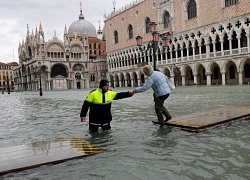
left=53, top=29, right=57, bottom=38
left=112, top=0, right=116, bottom=11
left=26, top=24, right=30, bottom=42
left=39, top=22, right=44, bottom=35
left=64, top=24, right=67, bottom=34
left=79, top=2, right=84, bottom=20
left=97, top=19, right=102, bottom=35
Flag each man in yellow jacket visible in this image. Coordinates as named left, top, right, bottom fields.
left=80, top=80, right=133, bottom=133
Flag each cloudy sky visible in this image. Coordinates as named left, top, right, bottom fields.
left=0, top=0, right=134, bottom=63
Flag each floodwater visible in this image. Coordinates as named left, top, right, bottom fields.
left=1, top=85, right=250, bottom=180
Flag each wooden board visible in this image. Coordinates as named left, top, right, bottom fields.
left=0, top=137, right=101, bottom=175
left=165, top=106, right=250, bottom=132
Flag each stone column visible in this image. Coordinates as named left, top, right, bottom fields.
left=228, top=37, right=232, bottom=55
left=247, top=34, right=250, bottom=53
left=186, top=44, right=190, bottom=60
left=193, top=72, right=197, bottom=85
left=180, top=47, right=184, bottom=62
left=182, top=75, right=186, bottom=86
left=213, top=40, right=216, bottom=57
left=237, top=34, right=241, bottom=53
left=221, top=71, right=226, bottom=85
left=199, top=42, right=202, bottom=59
left=220, top=38, right=224, bottom=56
left=175, top=50, right=178, bottom=62
left=205, top=37, right=210, bottom=58
left=138, top=79, right=141, bottom=87
left=192, top=44, right=195, bottom=60
left=131, top=79, right=134, bottom=87
left=125, top=80, right=128, bottom=87
left=238, top=71, right=243, bottom=85
left=170, top=49, right=173, bottom=62
left=206, top=73, right=212, bottom=85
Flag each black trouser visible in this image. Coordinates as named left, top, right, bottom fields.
left=89, top=123, right=111, bottom=132
left=155, top=94, right=171, bottom=125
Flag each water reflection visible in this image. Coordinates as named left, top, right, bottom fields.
left=1, top=85, right=250, bottom=179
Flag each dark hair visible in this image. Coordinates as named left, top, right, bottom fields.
left=99, top=79, right=109, bottom=88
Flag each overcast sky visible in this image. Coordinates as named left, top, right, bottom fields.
left=0, top=0, right=133, bottom=63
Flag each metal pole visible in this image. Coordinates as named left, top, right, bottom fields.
left=39, top=71, right=43, bottom=96
left=152, top=42, right=157, bottom=71
left=6, top=76, right=10, bottom=94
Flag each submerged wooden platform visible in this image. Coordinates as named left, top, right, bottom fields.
left=166, top=106, right=250, bottom=132
left=0, top=137, right=101, bottom=175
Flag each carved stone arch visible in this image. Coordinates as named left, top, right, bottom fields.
left=193, top=62, right=205, bottom=74
left=182, top=65, right=190, bottom=76
left=51, top=63, right=69, bottom=78
left=221, top=59, right=237, bottom=73
left=162, top=10, right=171, bottom=28
left=70, top=44, right=83, bottom=52
left=207, top=60, right=217, bottom=73
left=119, top=72, right=126, bottom=87
left=239, top=57, right=250, bottom=72
left=163, top=67, right=171, bottom=77
left=47, top=41, right=65, bottom=51
left=72, top=63, right=85, bottom=72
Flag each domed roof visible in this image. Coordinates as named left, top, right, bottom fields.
left=68, top=10, right=97, bottom=37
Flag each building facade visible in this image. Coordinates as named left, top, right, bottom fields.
left=14, top=7, right=107, bottom=92
left=0, top=62, right=18, bottom=92
left=105, top=0, right=250, bottom=87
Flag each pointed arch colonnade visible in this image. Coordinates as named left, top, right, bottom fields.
left=107, top=16, right=250, bottom=87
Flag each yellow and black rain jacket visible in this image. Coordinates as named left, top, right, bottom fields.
left=80, top=88, right=131, bottom=126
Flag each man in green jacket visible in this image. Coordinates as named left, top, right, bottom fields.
left=80, top=79, right=133, bottom=133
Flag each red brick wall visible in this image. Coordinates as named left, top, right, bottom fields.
left=174, top=0, right=250, bottom=33
left=105, top=0, right=158, bottom=53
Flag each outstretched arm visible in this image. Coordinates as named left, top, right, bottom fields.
left=114, top=91, right=133, bottom=100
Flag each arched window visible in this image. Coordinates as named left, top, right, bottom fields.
left=128, top=24, right=133, bottom=39
left=90, top=74, right=95, bottom=81
left=114, top=30, right=118, bottom=44
left=163, top=11, right=171, bottom=28
left=188, top=0, right=197, bottom=19
left=225, top=0, right=238, bottom=7
left=145, top=18, right=151, bottom=33
left=75, top=72, right=81, bottom=80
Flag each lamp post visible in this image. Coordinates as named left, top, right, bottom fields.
left=38, top=62, right=43, bottom=96
left=6, top=75, right=10, bottom=94
left=135, top=22, right=168, bottom=71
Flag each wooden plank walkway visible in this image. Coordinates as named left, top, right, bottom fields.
left=166, top=106, right=250, bottom=132
left=0, top=137, right=101, bottom=175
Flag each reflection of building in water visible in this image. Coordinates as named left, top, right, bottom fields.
left=14, top=4, right=107, bottom=91
left=105, top=0, right=250, bottom=87
left=29, top=140, right=51, bottom=156
left=58, top=137, right=101, bottom=155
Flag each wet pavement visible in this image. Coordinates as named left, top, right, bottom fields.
left=1, top=85, right=250, bottom=180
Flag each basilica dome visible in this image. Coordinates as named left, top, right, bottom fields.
left=68, top=10, right=97, bottom=37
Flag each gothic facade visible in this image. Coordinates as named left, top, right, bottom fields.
left=105, top=0, right=250, bottom=87
left=14, top=8, right=107, bottom=92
